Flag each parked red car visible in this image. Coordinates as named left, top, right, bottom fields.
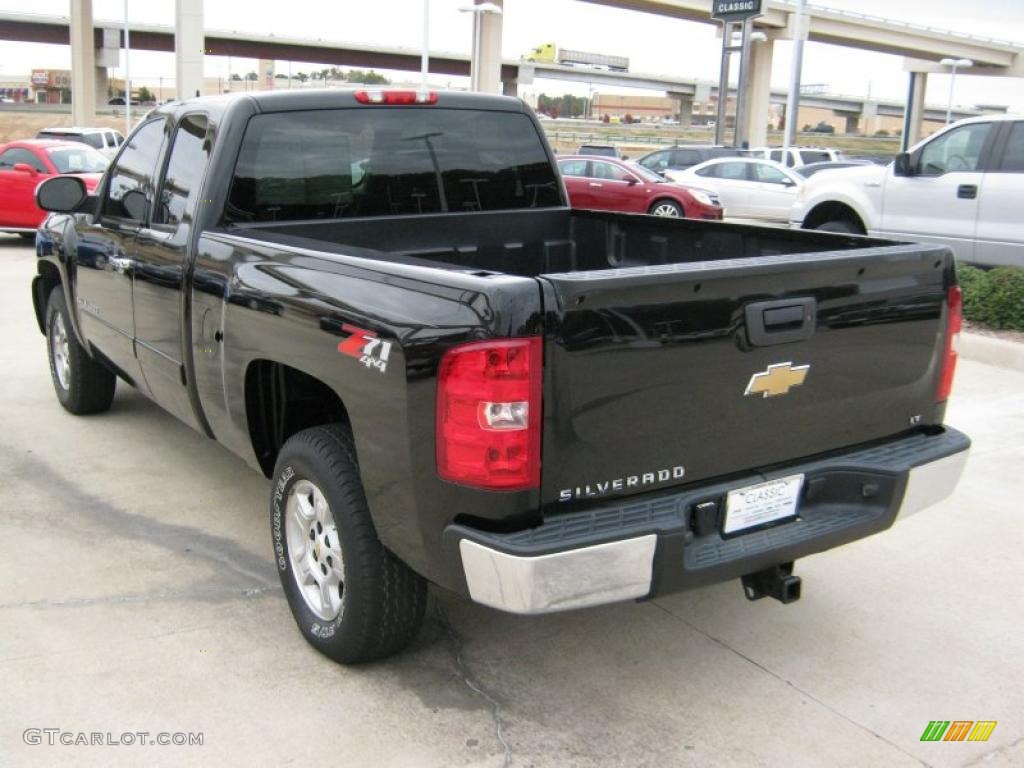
left=0, top=139, right=107, bottom=237
left=557, top=155, right=723, bottom=219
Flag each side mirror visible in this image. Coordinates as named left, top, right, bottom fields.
left=893, top=152, right=915, bottom=177
left=13, top=163, right=38, bottom=175
left=626, top=176, right=640, bottom=186
left=36, top=175, right=87, bottom=213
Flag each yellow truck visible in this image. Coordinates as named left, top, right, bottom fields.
left=524, top=43, right=630, bottom=72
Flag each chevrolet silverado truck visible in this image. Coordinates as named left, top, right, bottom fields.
left=32, top=88, right=970, bottom=664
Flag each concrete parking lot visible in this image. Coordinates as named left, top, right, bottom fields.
left=0, top=233, right=1020, bottom=768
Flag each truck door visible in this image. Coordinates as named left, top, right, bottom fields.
left=131, top=113, right=211, bottom=430
left=75, top=117, right=167, bottom=386
left=974, top=120, right=1024, bottom=268
left=878, top=120, right=996, bottom=262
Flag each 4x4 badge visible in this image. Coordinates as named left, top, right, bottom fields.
left=338, top=324, right=392, bottom=374
left=745, top=362, right=809, bottom=398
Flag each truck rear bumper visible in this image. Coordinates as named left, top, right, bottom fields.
left=448, top=427, right=970, bottom=615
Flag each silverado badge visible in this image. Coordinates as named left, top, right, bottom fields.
left=745, top=362, right=810, bottom=398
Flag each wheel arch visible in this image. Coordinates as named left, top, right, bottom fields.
left=801, top=200, right=867, bottom=234
left=244, top=359, right=353, bottom=478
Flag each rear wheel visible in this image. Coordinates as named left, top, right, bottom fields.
left=649, top=200, right=684, bottom=218
left=19, top=233, right=35, bottom=241
left=45, top=286, right=116, bottom=414
left=271, top=424, right=427, bottom=663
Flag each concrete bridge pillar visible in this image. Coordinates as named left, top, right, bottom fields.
left=668, top=92, right=694, bottom=127
left=175, top=0, right=204, bottom=100
left=70, top=0, right=96, bottom=124
left=737, top=38, right=774, bottom=149
left=903, top=71, right=928, bottom=151
left=473, top=0, right=504, bottom=94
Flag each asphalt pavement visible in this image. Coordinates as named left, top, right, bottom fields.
left=0, top=234, right=1020, bottom=768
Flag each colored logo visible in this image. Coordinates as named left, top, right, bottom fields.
left=744, top=362, right=810, bottom=399
left=920, top=721, right=997, bottom=742
left=337, top=324, right=392, bottom=375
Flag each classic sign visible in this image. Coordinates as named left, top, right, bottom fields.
left=711, top=0, right=764, bottom=21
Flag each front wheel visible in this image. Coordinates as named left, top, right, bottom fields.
left=45, top=286, right=116, bottom=414
left=271, top=425, right=427, bottom=664
left=815, top=219, right=861, bottom=235
left=649, top=200, right=684, bottom=218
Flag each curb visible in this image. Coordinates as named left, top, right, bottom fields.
left=960, top=332, right=1024, bottom=373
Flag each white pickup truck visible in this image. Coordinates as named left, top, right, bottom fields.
left=790, top=115, right=1023, bottom=268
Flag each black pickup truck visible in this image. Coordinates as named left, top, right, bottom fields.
left=32, top=89, right=970, bottom=663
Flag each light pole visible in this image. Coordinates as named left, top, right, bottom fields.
left=940, top=58, right=973, bottom=124
left=123, top=0, right=131, bottom=135
left=782, top=0, right=808, bottom=154
left=458, top=2, right=502, bottom=92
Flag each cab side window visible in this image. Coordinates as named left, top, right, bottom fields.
left=640, top=151, right=669, bottom=172
left=997, top=122, right=1024, bottom=172
left=918, top=122, right=993, bottom=176
left=589, top=161, right=632, bottom=182
left=104, top=119, right=166, bottom=223
left=153, top=115, right=209, bottom=228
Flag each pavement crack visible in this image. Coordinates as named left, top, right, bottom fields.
left=434, top=603, right=513, bottom=768
left=0, top=585, right=281, bottom=610
left=960, top=734, right=1024, bottom=767
left=650, top=600, right=932, bottom=768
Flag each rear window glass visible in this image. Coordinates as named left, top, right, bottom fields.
left=800, top=151, right=831, bottom=165
left=46, top=146, right=109, bottom=174
left=226, top=108, right=561, bottom=223
left=40, top=131, right=103, bottom=149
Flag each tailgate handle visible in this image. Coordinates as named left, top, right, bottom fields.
left=745, top=298, right=816, bottom=347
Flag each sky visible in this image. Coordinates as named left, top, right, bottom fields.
left=1, top=0, right=1023, bottom=110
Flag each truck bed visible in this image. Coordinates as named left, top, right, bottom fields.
left=219, top=208, right=890, bottom=278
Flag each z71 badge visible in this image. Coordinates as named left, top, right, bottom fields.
left=338, top=324, right=392, bottom=374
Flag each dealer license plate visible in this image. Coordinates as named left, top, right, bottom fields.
left=723, top=475, right=804, bottom=535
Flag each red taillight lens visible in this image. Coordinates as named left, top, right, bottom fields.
left=436, top=338, right=542, bottom=491
left=353, top=89, right=438, bottom=105
left=937, top=285, right=963, bottom=402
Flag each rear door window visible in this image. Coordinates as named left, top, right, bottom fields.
left=226, top=108, right=561, bottom=222
left=670, top=149, right=700, bottom=168
left=997, top=122, right=1024, bottom=172
left=558, top=160, right=588, bottom=177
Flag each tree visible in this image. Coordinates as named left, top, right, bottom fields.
left=230, top=73, right=242, bottom=81
left=137, top=86, right=153, bottom=102
left=297, top=72, right=309, bottom=83
left=245, top=71, right=258, bottom=81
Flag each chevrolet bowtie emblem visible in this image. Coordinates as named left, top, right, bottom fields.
left=745, top=362, right=810, bottom=398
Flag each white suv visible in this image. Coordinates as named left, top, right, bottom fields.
left=747, top=147, right=844, bottom=168
left=790, top=115, right=1023, bottom=268
left=36, top=127, right=125, bottom=159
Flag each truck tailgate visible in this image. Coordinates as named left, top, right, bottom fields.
left=538, top=245, right=952, bottom=507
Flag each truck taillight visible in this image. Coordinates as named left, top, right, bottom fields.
left=353, top=89, right=437, bottom=105
left=937, top=285, right=962, bottom=403
left=436, top=338, right=542, bottom=491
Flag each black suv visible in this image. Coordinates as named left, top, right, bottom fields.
left=636, top=145, right=742, bottom=175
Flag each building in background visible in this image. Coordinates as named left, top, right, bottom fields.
left=30, top=69, right=72, bottom=104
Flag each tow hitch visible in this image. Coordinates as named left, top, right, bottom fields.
left=741, top=563, right=802, bottom=604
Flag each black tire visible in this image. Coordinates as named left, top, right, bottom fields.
left=648, top=199, right=685, bottom=218
left=19, top=232, right=35, bottom=241
left=271, top=424, right=427, bottom=664
left=815, top=219, right=861, bottom=235
left=45, top=286, right=116, bottom=415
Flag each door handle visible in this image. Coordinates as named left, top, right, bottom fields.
left=588, top=182, right=603, bottom=188
left=745, top=297, right=817, bottom=347
left=957, top=184, right=978, bottom=200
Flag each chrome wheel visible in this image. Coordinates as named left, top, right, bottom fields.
left=286, top=479, right=345, bottom=621
left=50, top=312, right=71, bottom=390
left=650, top=202, right=682, bottom=217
